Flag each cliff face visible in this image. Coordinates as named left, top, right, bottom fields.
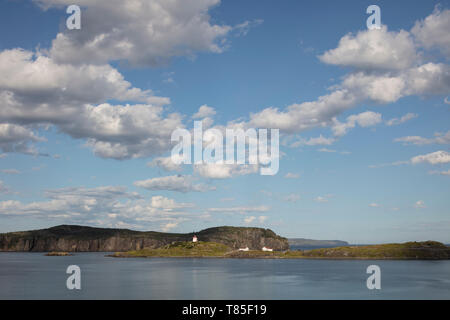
left=0, top=225, right=289, bottom=252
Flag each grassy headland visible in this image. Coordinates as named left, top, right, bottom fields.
left=111, top=241, right=232, bottom=258
left=111, top=240, right=450, bottom=260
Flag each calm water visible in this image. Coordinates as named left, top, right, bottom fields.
left=0, top=252, right=449, bottom=299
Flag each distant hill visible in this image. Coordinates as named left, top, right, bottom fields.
left=0, top=225, right=289, bottom=252
left=300, top=241, right=450, bottom=259
left=288, top=238, right=349, bottom=248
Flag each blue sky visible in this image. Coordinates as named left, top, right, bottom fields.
left=0, top=0, right=449, bottom=243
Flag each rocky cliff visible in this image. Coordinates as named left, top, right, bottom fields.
left=0, top=225, right=289, bottom=252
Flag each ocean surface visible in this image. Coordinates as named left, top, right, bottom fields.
left=0, top=252, right=449, bottom=299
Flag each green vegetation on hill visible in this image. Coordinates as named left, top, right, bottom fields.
left=112, top=241, right=232, bottom=258
left=0, top=224, right=289, bottom=252
left=301, top=241, right=450, bottom=259
left=112, top=241, right=450, bottom=260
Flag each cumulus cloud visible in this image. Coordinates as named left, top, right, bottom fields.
left=248, top=10, right=449, bottom=140
left=192, top=105, right=216, bottom=119
left=0, top=123, right=45, bottom=155
left=319, top=26, right=417, bottom=70
left=0, top=49, right=163, bottom=108
left=147, top=155, right=183, bottom=172
left=34, top=0, right=233, bottom=66
left=243, top=216, right=255, bottom=224
left=386, top=113, right=418, bottom=126
left=411, top=150, right=450, bottom=165
left=0, top=185, right=195, bottom=230
left=194, top=163, right=258, bottom=179
left=332, top=111, right=382, bottom=137
left=0, top=49, right=182, bottom=159
left=134, top=175, right=215, bottom=192
left=243, top=215, right=267, bottom=224
left=412, top=8, right=450, bottom=58
left=0, top=1, right=251, bottom=159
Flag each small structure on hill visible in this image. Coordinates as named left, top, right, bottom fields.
left=238, top=247, right=249, bottom=251
left=192, top=235, right=198, bottom=243
left=262, top=246, right=273, bottom=252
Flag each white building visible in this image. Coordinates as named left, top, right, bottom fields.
left=238, top=247, right=249, bottom=251
left=192, top=235, right=198, bottom=242
left=262, top=246, right=273, bottom=252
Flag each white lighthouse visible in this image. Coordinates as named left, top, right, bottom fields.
left=192, top=235, right=198, bottom=243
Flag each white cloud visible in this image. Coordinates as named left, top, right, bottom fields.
left=194, top=163, right=258, bottom=179
left=414, top=200, right=426, bottom=209
left=207, top=205, right=269, bottom=214
left=249, top=89, right=358, bottom=133
left=429, top=169, right=450, bottom=176
left=0, top=123, right=45, bottom=155
left=243, top=215, right=268, bottom=224
left=150, top=195, right=193, bottom=210
left=0, top=49, right=182, bottom=159
left=1, top=169, right=21, bottom=175
left=161, top=222, right=179, bottom=232
left=244, top=216, right=255, bottom=224
left=258, top=215, right=268, bottom=223
left=148, top=155, right=182, bottom=172
left=0, top=185, right=197, bottom=230
left=332, top=111, right=382, bottom=137
left=314, top=196, right=329, bottom=203
left=394, top=131, right=450, bottom=145
left=233, top=19, right=264, bottom=37
left=0, top=49, right=163, bottom=108
left=248, top=10, right=449, bottom=140
left=368, top=160, right=409, bottom=169
left=289, top=135, right=335, bottom=147
left=386, top=113, right=418, bottom=126
left=284, top=194, right=300, bottom=202
left=319, top=26, right=417, bottom=70
left=284, top=172, right=300, bottom=179
left=35, top=0, right=233, bottom=66
left=134, top=175, right=215, bottom=193
left=412, top=8, right=450, bottom=58
left=192, top=105, right=216, bottom=119
left=411, top=150, right=450, bottom=165
left=369, top=203, right=381, bottom=208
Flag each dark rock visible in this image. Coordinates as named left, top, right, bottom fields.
left=0, top=225, right=289, bottom=252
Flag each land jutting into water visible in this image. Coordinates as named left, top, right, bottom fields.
left=1, top=225, right=449, bottom=260
left=110, top=240, right=450, bottom=260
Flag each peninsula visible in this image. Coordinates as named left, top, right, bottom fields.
left=0, top=225, right=289, bottom=252
left=112, top=240, right=450, bottom=260
left=1, top=225, right=449, bottom=260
